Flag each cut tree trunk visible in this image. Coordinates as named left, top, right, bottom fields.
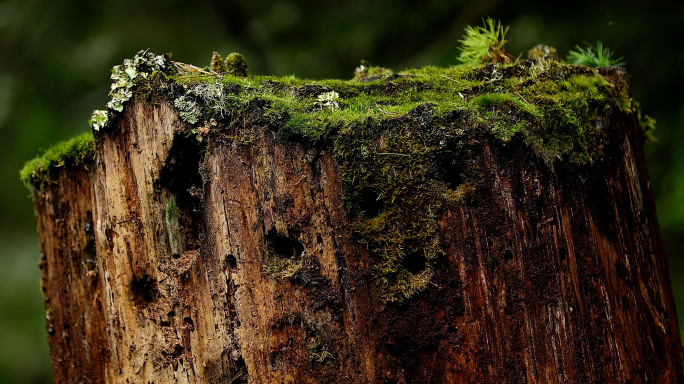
left=30, top=64, right=683, bottom=383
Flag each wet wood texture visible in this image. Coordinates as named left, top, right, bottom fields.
left=32, top=98, right=683, bottom=383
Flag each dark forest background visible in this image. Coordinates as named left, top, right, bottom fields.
left=1, top=0, right=682, bottom=382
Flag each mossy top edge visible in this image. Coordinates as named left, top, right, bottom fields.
left=20, top=131, right=95, bottom=189
left=21, top=50, right=634, bottom=190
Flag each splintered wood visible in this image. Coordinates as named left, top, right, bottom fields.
left=32, top=98, right=683, bottom=383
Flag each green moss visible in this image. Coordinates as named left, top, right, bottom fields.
left=334, top=104, right=481, bottom=301
left=210, top=51, right=228, bottom=73
left=20, top=132, right=95, bottom=189
left=306, top=337, right=335, bottom=364
left=567, top=41, right=625, bottom=68
left=263, top=256, right=303, bottom=279
left=262, top=228, right=304, bottom=278
left=225, top=53, right=248, bottom=77
left=353, top=60, right=394, bottom=81
left=631, top=100, right=657, bottom=141
left=22, top=50, right=639, bottom=302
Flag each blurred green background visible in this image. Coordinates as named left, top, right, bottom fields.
left=1, top=0, right=682, bottom=382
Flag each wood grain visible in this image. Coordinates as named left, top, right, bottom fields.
left=32, top=95, right=683, bottom=383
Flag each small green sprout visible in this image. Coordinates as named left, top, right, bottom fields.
left=566, top=41, right=625, bottom=67
left=210, top=51, right=248, bottom=76
left=457, top=17, right=514, bottom=65
left=210, top=51, right=228, bottom=73
left=225, top=52, right=248, bottom=77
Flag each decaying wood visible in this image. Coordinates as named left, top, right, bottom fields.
left=33, top=93, right=683, bottom=383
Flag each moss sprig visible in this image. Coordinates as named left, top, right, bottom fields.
left=567, top=41, right=625, bottom=68
left=457, top=17, right=515, bottom=65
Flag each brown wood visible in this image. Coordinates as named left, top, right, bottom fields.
left=32, top=87, right=683, bottom=382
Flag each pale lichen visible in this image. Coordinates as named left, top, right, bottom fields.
left=173, top=81, right=233, bottom=125
left=315, top=91, right=340, bottom=111
left=88, top=110, right=109, bottom=132
left=527, top=44, right=559, bottom=61
left=89, top=49, right=173, bottom=131
left=173, top=95, right=201, bottom=125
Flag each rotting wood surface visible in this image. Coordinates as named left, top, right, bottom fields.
left=33, top=97, right=683, bottom=383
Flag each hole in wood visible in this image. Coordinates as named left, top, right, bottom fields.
left=158, top=133, right=205, bottom=252
left=358, top=188, right=384, bottom=218
left=130, top=273, right=158, bottom=304
left=402, top=251, right=427, bottom=274
left=225, top=254, right=237, bottom=269
left=432, top=149, right=467, bottom=189
left=265, top=227, right=304, bottom=259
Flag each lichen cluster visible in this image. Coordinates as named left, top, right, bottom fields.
left=22, top=50, right=635, bottom=301
left=89, top=50, right=173, bottom=131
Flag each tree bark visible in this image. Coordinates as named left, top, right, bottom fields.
left=32, top=73, right=683, bottom=383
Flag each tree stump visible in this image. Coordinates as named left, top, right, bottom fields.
left=24, top=52, right=683, bottom=383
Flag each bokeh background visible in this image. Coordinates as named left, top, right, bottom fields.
left=1, top=0, right=682, bottom=382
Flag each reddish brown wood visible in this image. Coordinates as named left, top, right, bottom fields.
left=31, top=94, right=683, bottom=383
